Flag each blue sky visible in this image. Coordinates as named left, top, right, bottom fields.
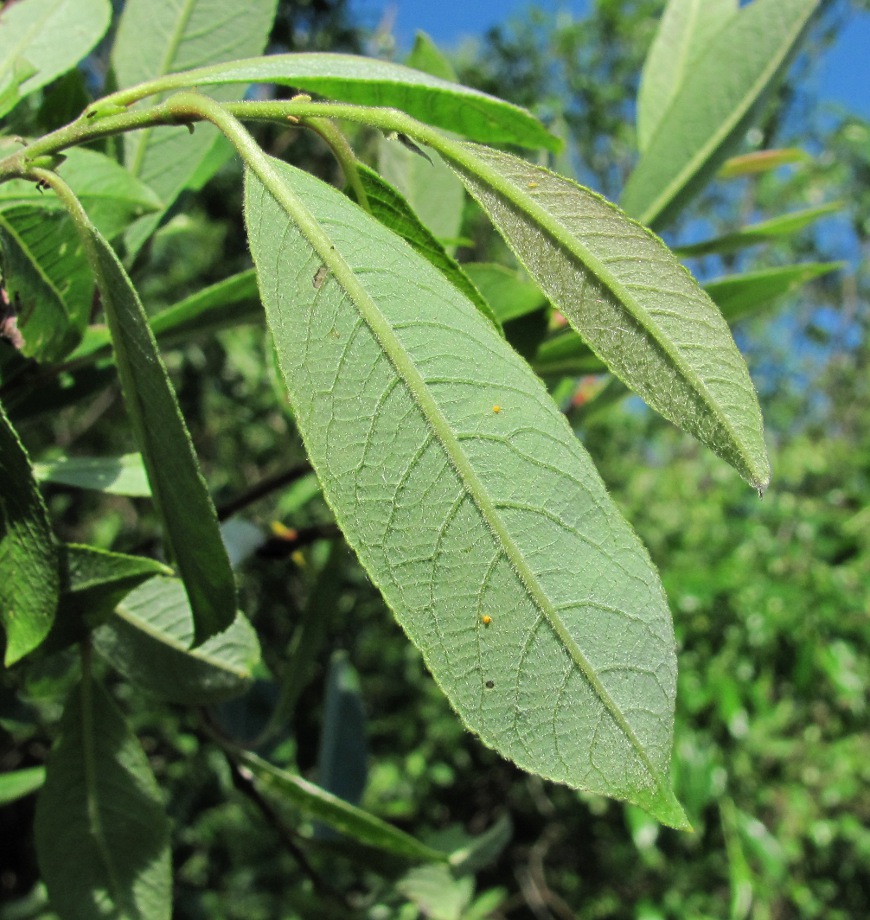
left=350, top=0, right=870, bottom=120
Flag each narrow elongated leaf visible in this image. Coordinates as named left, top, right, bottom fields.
left=111, top=0, right=277, bottom=253
left=621, top=0, right=820, bottom=227
left=705, top=262, right=841, bottom=323
left=99, top=54, right=558, bottom=152
left=447, top=144, right=770, bottom=490
left=718, top=147, right=812, bottom=179
left=245, top=155, right=688, bottom=827
left=73, top=215, right=236, bottom=643
left=0, top=149, right=162, bottom=240
left=675, top=203, right=840, bottom=258
left=355, top=164, right=496, bottom=328
left=241, top=752, right=446, bottom=861
left=0, top=0, right=110, bottom=104
left=34, top=678, right=170, bottom=920
left=33, top=453, right=150, bottom=496
left=0, top=766, right=45, bottom=804
left=0, top=402, right=58, bottom=665
left=637, top=0, right=736, bottom=152
left=93, top=576, right=259, bottom=704
left=462, top=263, right=548, bottom=324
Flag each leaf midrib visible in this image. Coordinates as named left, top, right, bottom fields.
left=635, top=0, right=816, bottom=226
left=247, top=153, right=670, bottom=795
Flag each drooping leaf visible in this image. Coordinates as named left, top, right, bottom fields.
left=462, top=262, right=548, bottom=324
left=705, top=262, right=841, bottom=323
left=637, top=0, right=737, bottom=152
left=0, top=148, right=161, bottom=240
left=0, top=0, right=110, bottom=109
left=70, top=210, right=237, bottom=643
left=34, top=677, right=171, bottom=920
left=245, top=153, right=688, bottom=827
left=675, top=203, right=841, bottom=258
left=33, top=453, right=150, bottom=496
left=93, top=576, right=259, bottom=705
left=0, top=402, right=58, bottom=665
left=111, top=0, right=278, bottom=253
left=241, top=752, right=446, bottom=861
left=0, top=205, right=85, bottom=361
left=446, top=144, right=770, bottom=490
left=355, top=164, right=496, bottom=328
left=621, top=0, right=820, bottom=227
left=96, top=54, right=559, bottom=152
left=0, top=765, right=45, bottom=805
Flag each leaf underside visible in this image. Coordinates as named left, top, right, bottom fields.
left=244, top=156, right=687, bottom=828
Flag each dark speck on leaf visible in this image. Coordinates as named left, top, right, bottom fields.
left=485, top=680, right=494, bottom=689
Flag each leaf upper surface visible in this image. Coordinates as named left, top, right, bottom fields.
left=622, top=0, right=820, bottom=227
left=448, top=144, right=770, bottom=490
left=245, top=155, right=686, bottom=827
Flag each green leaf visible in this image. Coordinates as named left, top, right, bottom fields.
left=111, top=0, right=278, bottom=253
left=0, top=149, right=162, bottom=240
left=33, top=453, right=150, bottom=496
left=621, top=0, right=820, bottom=228
left=34, top=677, right=171, bottom=920
left=637, top=0, right=737, bottom=153
left=704, top=262, right=841, bottom=323
left=406, top=31, right=458, bottom=83
left=674, top=203, right=841, bottom=258
left=0, top=765, right=45, bottom=805
left=93, top=576, right=259, bottom=705
left=462, top=263, right=548, bottom=324
left=532, top=330, right=605, bottom=379
left=101, top=54, right=559, bottom=152
left=240, top=751, right=447, bottom=860
left=0, top=0, right=110, bottom=107
left=717, top=147, right=812, bottom=179
left=44, top=545, right=172, bottom=652
left=355, top=164, right=497, bottom=329
left=72, top=211, right=237, bottom=644
left=0, top=205, right=84, bottom=361
left=245, top=154, right=688, bottom=827
left=396, top=865, right=474, bottom=920
left=447, top=144, right=770, bottom=490
left=378, top=134, right=465, bottom=253
left=0, top=401, right=58, bottom=666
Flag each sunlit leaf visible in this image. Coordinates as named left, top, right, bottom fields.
left=447, top=144, right=770, bottom=490
left=33, top=453, right=150, bottom=496
left=717, top=147, right=812, bottom=179
left=245, top=154, right=688, bottom=827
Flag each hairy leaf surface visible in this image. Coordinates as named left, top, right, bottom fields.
left=622, top=0, right=820, bottom=227
left=34, top=678, right=170, bottom=920
left=447, top=145, right=770, bottom=490
left=0, top=402, right=58, bottom=665
left=244, top=155, right=687, bottom=826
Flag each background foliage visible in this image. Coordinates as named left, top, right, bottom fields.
left=1, top=0, right=868, bottom=917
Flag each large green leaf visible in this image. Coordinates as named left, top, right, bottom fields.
left=0, top=0, right=110, bottom=108
left=71, top=210, right=237, bottom=643
left=0, top=401, right=58, bottom=665
left=96, top=54, right=558, bottom=152
left=34, top=677, right=170, bottom=920
left=0, top=148, right=162, bottom=240
left=111, top=0, right=278, bottom=252
left=621, top=0, right=820, bottom=228
left=93, top=576, right=259, bottom=704
left=244, top=154, right=687, bottom=827
left=446, top=144, right=770, bottom=490
left=241, top=752, right=446, bottom=861
left=637, top=0, right=737, bottom=153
